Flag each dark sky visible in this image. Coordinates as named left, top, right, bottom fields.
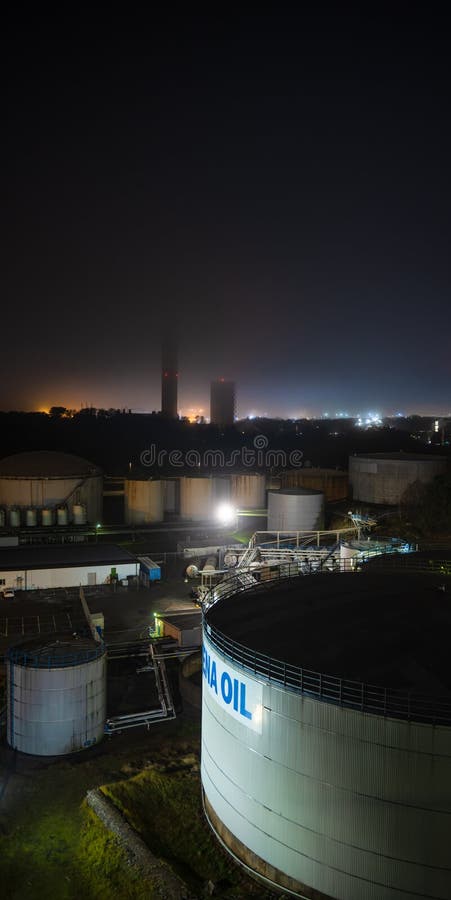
left=3, top=8, right=451, bottom=416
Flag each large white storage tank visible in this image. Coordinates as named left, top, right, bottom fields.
left=179, top=476, right=213, bottom=520
left=7, top=637, right=107, bottom=756
left=230, top=474, right=266, bottom=509
left=267, top=487, right=324, bottom=531
left=202, top=571, right=451, bottom=899
left=124, top=479, right=164, bottom=524
left=349, top=452, right=447, bottom=505
left=0, top=451, right=103, bottom=523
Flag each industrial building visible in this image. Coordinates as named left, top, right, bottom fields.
left=349, top=452, right=447, bottom=505
left=210, top=378, right=235, bottom=426
left=7, top=635, right=107, bottom=755
left=0, top=543, right=138, bottom=590
left=202, top=570, right=451, bottom=899
left=0, top=451, right=103, bottom=526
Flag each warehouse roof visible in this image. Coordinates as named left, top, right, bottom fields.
left=0, top=543, right=136, bottom=571
left=0, top=451, right=101, bottom=477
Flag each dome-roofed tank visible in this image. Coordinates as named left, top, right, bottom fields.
left=7, top=635, right=106, bottom=756
left=0, top=451, right=102, bottom=524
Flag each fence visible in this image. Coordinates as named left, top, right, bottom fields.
left=203, top=559, right=451, bottom=727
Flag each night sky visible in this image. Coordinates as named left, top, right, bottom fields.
left=3, top=9, right=451, bottom=416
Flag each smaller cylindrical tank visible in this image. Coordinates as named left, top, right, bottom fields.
left=57, top=506, right=69, bottom=526
left=41, top=508, right=54, bottom=527
left=340, top=542, right=359, bottom=570
left=7, top=637, right=107, bottom=756
left=224, top=552, right=238, bottom=567
left=72, top=503, right=87, bottom=525
left=9, top=508, right=21, bottom=527
left=202, top=555, right=217, bottom=573
left=26, top=508, right=37, bottom=527
left=0, top=508, right=5, bottom=527
left=186, top=564, right=199, bottom=579
left=267, top=489, right=324, bottom=532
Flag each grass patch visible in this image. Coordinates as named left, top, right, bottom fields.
left=0, top=726, right=271, bottom=898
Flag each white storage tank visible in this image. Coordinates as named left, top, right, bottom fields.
left=180, top=476, right=213, bottom=520
left=202, top=571, right=451, bottom=899
left=267, top=488, right=324, bottom=531
left=0, top=451, right=103, bottom=523
left=230, top=474, right=266, bottom=509
left=57, top=506, right=69, bottom=526
left=72, top=503, right=87, bottom=525
left=349, top=452, right=447, bottom=505
left=7, top=636, right=107, bottom=756
left=124, top=479, right=164, bottom=525
left=41, top=508, right=54, bottom=527
left=9, top=508, right=21, bottom=527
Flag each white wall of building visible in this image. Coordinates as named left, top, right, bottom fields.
left=0, top=562, right=137, bottom=591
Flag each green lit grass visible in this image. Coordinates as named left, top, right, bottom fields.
left=101, top=766, right=235, bottom=889
left=0, top=726, right=271, bottom=899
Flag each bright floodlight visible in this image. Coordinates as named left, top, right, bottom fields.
left=216, top=503, right=236, bottom=526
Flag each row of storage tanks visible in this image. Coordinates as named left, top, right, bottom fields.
left=125, top=476, right=326, bottom=531
left=125, top=473, right=268, bottom=524
left=0, top=504, right=87, bottom=528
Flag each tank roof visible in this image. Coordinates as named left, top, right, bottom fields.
left=206, top=572, right=451, bottom=695
left=0, top=451, right=101, bottom=477
left=269, top=487, right=323, bottom=496
left=352, top=452, right=447, bottom=462
left=8, top=635, right=104, bottom=668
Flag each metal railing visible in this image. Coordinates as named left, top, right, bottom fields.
left=203, top=561, right=451, bottom=727
left=7, top=644, right=105, bottom=668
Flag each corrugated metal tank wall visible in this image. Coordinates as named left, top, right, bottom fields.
left=179, top=477, right=213, bottom=520
left=230, top=474, right=266, bottom=509
left=7, top=648, right=107, bottom=756
left=349, top=455, right=447, bottom=505
left=280, top=468, right=348, bottom=502
left=201, top=630, right=451, bottom=900
left=124, top=480, right=164, bottom=524
left=267, top=488, right=324, bottom=531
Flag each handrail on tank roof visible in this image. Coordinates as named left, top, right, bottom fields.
left=202, top=557, right=451, bottom=727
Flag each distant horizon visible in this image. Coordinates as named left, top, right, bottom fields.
left=0, top=404, right=449, bottom=420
